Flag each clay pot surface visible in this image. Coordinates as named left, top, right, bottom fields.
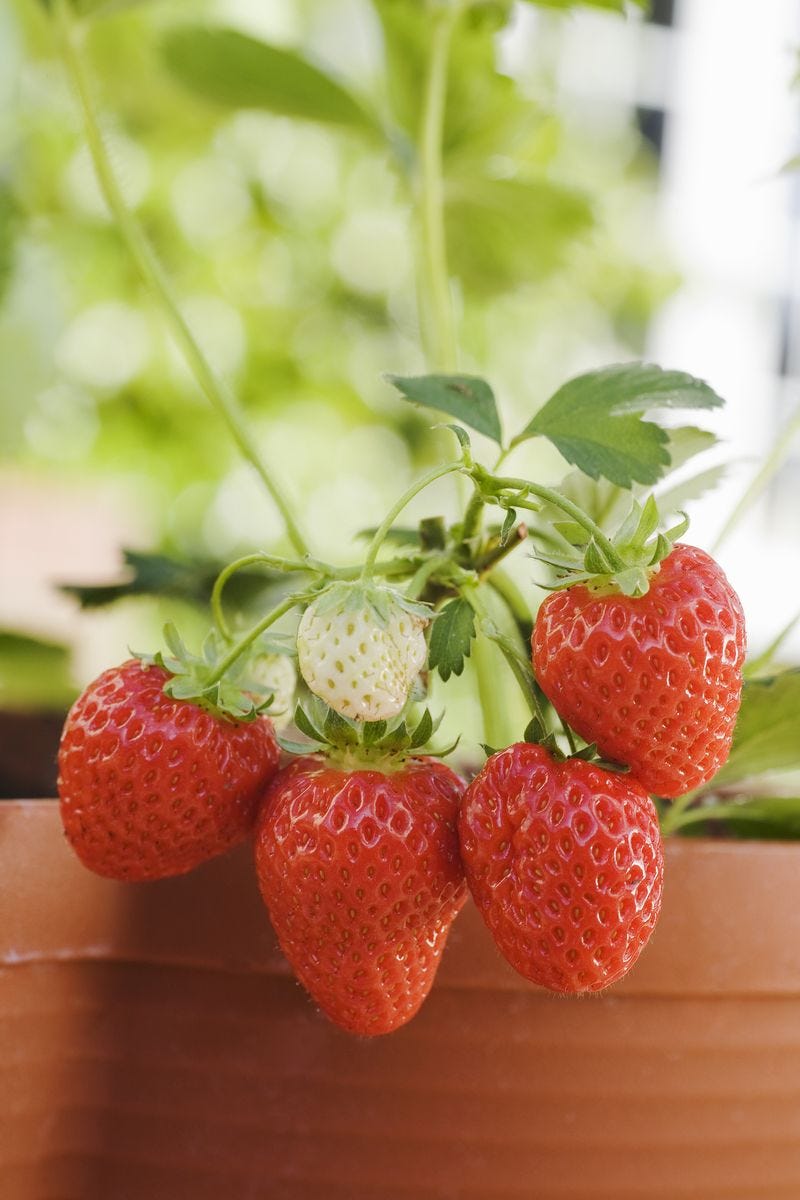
left=3, top=799, right=800, bottom=1199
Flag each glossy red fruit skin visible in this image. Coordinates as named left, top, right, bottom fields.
left=58, top=660, right=280, bottom=882
left=532, top=543, right=746, bottom=798
left=254, top=755, right=467, bottom=1037
left=459, top=743, right=663, bottom=994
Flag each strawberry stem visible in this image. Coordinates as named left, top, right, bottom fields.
left=205, top=593, right=305, bottom=687
left=361, top=461, right=464, bottom=580
left=463, top=585, right=547, bottom=728
left=52, top=0, right=310, bottom=559
left=417, top=0, right=463, bottom=372
left=483, top=473, right=626, bottom=571
left=211, top=553, right=328, bottom=641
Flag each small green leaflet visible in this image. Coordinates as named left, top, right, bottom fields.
left=663, top=425, right=718, bottom=472
left=162, top=27, right=378, bottom=134
left=428, top=598, right=476, bottom=682
left=714, top=671, right=800, bottom=786
left=387, top=374, right=502, bottom=445
left=514, top=363, right=724, bottom=488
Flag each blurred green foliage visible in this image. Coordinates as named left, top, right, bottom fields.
left=1, top=0, right=673, bottom=709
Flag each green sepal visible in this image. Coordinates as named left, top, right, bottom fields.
left=520, top=717, right=629, bottom=773
left=293, top=702, right=327, bottom=744
left=287, top=695, right=450, bottom=761
left=276, top=735, right=320, bottom=757
left=500, top=508, right=517, bottom=547
left=309, top=580, right=434, bottom=627
left=323, top=706, right=360, bottom=747
left=134, top=622, right=284, bottom=723
left=532, top=489, right=690, bottom=599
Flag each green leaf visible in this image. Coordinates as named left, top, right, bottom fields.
left=356, top=526, right=421, bottom=548
left=387, top=374, right=502, bottom=444
left=410, top=708, right=434, bottom=749
left=162, top=27, right=378, bottom=134
left=520, top=0, right=647, bottom=11
left=714, top=671, right=800, bottom=786
left=663, top=425, right=719, bottom=473
left=323, top=706, right=359, bottom=746
left=704, top=796, right=800, bottom=841
left=362, top=720, right=388, bottom=747
left=293, top=704, right=326, bottom=745
left=428, top=598, right=476, bottom=682
left=516, top=363, right=724, bottom=488
left=60, top=548, right=296, bottom=612
left=374, top=0, right=524, bottom=155
left=0, top=630, right=77, bottom=712
left=70, top=0, right=155, bottom=14
left=655, top=463, right=729, bottom=516
left=446, top=176, right=593, bottom=296
left=39, top=0, right=154, bottom=13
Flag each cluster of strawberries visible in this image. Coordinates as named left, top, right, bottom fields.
left=58, top=543, right=745, bottom=1037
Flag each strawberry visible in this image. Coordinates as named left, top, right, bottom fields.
left=296, top=582, right=429, bottom=722
left=459, top=743, right=663, bottom=994
left=532, top=543, right=746, bottom=798
left=254, top=754, right=466, bottom=1036
left=58, top=659, right=280, bottom=881
left=249, top=650, right=296, bottom=728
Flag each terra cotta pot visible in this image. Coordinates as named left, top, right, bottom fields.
left=3, top=799, right=800, bottom=1199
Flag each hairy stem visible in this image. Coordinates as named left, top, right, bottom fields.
left=211, top=553, right=323, bottom=640
left=485, top=568, right=532, bottom=628
left=417, top=1, right=461, bottom=371
left=361, top=461, right=464, bottom=579
left=487, top=474, right=625, bottom=570
left=464, top=585, right=546, bottom=727
left=206, top=594, right=304, bottom=686
left=52, top=0, right=310, bottom=557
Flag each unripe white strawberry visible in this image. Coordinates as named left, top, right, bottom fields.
left=296, top=583, right=430, bottom=722
left=250, top=652, right=296, bottom=728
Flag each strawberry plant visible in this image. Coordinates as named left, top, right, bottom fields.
left=38, top=0, right=800, bottom=1036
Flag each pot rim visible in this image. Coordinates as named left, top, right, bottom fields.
left=3, top=799, right=800, bottom=997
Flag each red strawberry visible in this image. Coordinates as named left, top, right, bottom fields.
left=532, top=543, right=746, bottom=798
left=459, top=743, right=663, bottom=994
left=254, top=755, right=466, bottom=1036
left=58, top=659, right=280, bottom=881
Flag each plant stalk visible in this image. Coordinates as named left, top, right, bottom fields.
left=361, top=461, right=464, bottom=579
left=487, top=474, right=625, bottom=570
left=417, top=1, right=461, bottom=372
left=52, top=0, right=310, bottom=558
left=206, top=593, right=303, bottom=686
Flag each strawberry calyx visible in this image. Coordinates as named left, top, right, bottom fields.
left=306, top=580, right=434, bottom=625
left=481, top=716, right=630, bottom=776
left=278, top=695, right=458, bottom=768
left=135, top=622, right=290, bottom=723
left=531, top=495, right=689, bottom=598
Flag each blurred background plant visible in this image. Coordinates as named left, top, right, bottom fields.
left=2, top=0, right=798, bottom=791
